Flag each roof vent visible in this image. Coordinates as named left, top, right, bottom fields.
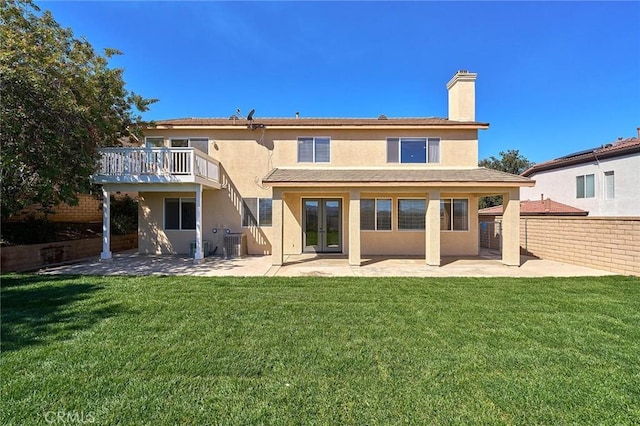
left=228, top=115, right=238, bottom=120
left=377, top=114, right=388, bottom=120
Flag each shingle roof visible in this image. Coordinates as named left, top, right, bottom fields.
left=479, top=198, right=588, bottom=216
left=263, top=167, right=533, bottom=186
left=149, top=117, right=489, bottom=128
left=522, top=138, right=640, bottom=177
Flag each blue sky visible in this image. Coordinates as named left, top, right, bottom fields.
left=39, top=1, right=639, bottom=163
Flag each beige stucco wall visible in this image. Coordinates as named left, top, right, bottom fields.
left=138, top=127, right=491, bottom=257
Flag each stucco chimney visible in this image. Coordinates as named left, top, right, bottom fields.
left=447, top=70, right=477, bottom=122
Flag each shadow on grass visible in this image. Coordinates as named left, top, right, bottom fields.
left=1, top=274, right=125, bottom=352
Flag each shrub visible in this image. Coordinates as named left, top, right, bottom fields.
left=110, top=195, right=138, bottom=235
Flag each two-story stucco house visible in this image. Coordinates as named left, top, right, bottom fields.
left=521, top=132, right=640, bottom=216
left=94, top=70, right=534, bottom=267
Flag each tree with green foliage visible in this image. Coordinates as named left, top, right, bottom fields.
left=478, top=150, right=534, bottom=209
left=0, top=0, right=156, bottom=218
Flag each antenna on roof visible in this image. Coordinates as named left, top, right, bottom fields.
left=245, top=108, right=264, bottom=131
left=247, top=109, right=255, bottom=121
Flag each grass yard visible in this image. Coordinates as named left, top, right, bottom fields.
left=1, top=274, right=639, bottom=425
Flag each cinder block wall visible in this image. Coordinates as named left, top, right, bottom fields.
left=520, top=217, right=640, bottom=276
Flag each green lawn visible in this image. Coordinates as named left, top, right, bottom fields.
left=2, top=275, right=639, bottom=425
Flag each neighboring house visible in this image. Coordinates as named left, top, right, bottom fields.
left=521, top=132, right=640, bottom=216
left=93, top=70, right=534, bottom=267
left=478, top=198, right=589, bottom=218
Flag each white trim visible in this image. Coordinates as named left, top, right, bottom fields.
left=145, top=136, right=165, bottom=148
left=397, top=197, right=427, bottom=231
left=360, top=197, right=393, bottom=232
left=241, top=197, right=273, bottom=228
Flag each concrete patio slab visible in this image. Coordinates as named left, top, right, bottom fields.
left=40, top=251, right=616, bottom=277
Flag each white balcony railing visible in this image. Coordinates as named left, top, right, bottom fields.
left=95, top=147, right=220, bottom=186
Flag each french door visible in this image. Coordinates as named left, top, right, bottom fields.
left=303, top=199, right=342, bottom=253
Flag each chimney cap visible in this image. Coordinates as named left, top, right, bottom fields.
left=447, top=70, right=477, bottom=89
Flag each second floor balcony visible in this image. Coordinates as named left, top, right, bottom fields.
left=93, top=147, right=221, bottom=188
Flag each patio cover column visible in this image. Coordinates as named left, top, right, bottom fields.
left=194, top=184, right=204, bottom=263
left=425, top=190, right=440, bottom=266
left=271, top=188, right=283, bottom=266
left=502, top=188, right=521, bottom=266
left=100, top=186, right=112, bottom=261
left=349, top=189, right=361, bottom=266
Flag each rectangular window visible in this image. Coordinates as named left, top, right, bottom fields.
left=361, top=198, right=392, bottom=231
left=387, top=138, right=440, bottom=163
left=577, top=174, right=595, bottom=198
left=398, top=199, right=425, bottom=230
left=604, top=171, right=615, bottom=200
left=298, top=137, right=330, bottom=162
left=170, top=138, right=209, bottom=154
left=164, top=198, right=195, bottom=230
left=242, top=197, right=272, bottom=227
left=145, top=137, right=164, bottom=147
left=440, top=199, right=469, bottom=231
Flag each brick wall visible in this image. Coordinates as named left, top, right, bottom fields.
left=8, top=194, right=103, bottom=223
left=1, top=233, right=137, bottom=273
left=521, top=217, right=639, bottom=276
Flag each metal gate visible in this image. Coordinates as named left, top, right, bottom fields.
left=479, top=221, right=502, bottom=254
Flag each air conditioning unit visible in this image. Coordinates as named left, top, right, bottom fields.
left=223, top=233, right=247, bottom=259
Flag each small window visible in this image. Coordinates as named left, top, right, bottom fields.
left=361, top=198, right=392, bottom=231
left=604, top=171, right=615, bottom=200
left=398, top=199, right=425, bottom=230
left=441, top=199, right=469, bottom=231
left=145, top=137, right=164, bottom=148
left=298, top=137, right=330, bottom=163
left=577, top=174, right=595, bottom=198
left=164, top=198, right=196, bottom=230
left=169, top=138, right=209, bottom=154
left=387, top=138, right=440, bottom=163
left=242, top=197, right=272, bottom=227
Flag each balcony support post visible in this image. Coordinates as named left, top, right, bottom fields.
left=194, top=184, right=204, bottom=264
left=100, top=186, right=112, bottom=261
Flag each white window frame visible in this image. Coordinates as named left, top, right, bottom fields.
left=242, top=197, right=273, bottom=227
left=297, top=136, right=331, bottom=163
left=604, top=171, right=615, bottom=200
left=387, top=137, right=441, bottom=164
left=576, top=174, right=595, bottom=199
left=163, top=197, right=196, bottom=231
left=440, top=198, right=469, bottom=232
left=145, top=137, right=164, bottom=148
left=361, top=198, right=393, bottom=232
left=397, top=198, right=426, bottom=231
left=169, top=137, right=210, bottom=154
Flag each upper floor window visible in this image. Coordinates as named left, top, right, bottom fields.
left=170, top=138, right=209, bottom=154
left=440, top=198, right=469, bottom=231
left=361, top=198, right=392, bottom=231
left=164, top=198, right=195, bottom=230
left=387, top=137, right=440, bottom=164
left=576, top=174, right=595, bottom=198
left=145, top=137, right=164, bottom=148
left=298, top=137, right=330, bottom=163
left=242, top=197, right=273, bottom=227
left=604, top=171, right=615, bottom=200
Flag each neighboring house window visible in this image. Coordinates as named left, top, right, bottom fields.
left=604, top=171, right=615, bottom=200
left=398, top=199, right=425, bottom=230
left=145, top=137, right=164, bottom=147
left=387, top=138, right=440, bottom=163
left=440, top=199, right=469, bottom=231
left=164, top=198, right=196, bottom=230
left=576, top=174, right=595, bottom=198
left=170, top=138, right=209, bottom=154
left=242, top=198, right=273, bottom=227
left=298, top=137, right=330, bottom=162
left=361, top=198, right=392, bottom=231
